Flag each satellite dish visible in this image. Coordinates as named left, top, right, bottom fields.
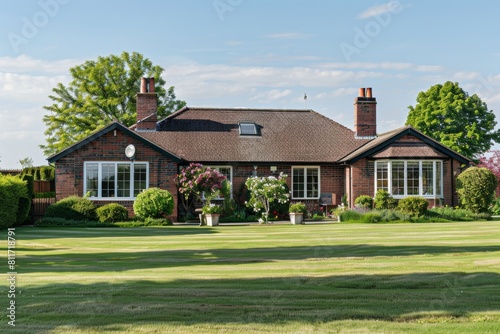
left=125, top=144, right=136, bottom=159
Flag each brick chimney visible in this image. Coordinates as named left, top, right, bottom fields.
left=135, top=77, right=157, bottom=131
left=354, top=87, right=377, bottom=138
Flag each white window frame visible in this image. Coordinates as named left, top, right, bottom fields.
left=292, top=166, right=321, bottom=200
left=84, top=161, right=149, bottom=200
left=374, top=160, right=443, bottom=198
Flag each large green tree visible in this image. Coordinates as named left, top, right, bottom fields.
left=406, top=81, right=500, bottom=159
left=41, top=51, right=186, bottom=156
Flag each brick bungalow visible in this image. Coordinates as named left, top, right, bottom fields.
left=48, top=79, right=471, bottom=220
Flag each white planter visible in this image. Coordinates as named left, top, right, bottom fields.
left=289, top=212, right=304, bottom=225
left=205, top=214, right=220, bottom=226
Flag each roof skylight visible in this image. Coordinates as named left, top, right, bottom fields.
left=239, top=122, right=259, bottom=136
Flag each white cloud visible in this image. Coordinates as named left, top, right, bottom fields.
left=0, top=55, right=80, bottom=74
left=319, top=61, right=444, bottom=72
left=250, top=89, right=292, bottom=102
left=264, top=32, right=313, bottom=39
left=357, top=1, right=403, bottom=19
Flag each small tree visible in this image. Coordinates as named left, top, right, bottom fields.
left=245, top=173, right=289, bottom=224
left=457, top=167, right=498, bottom=213
left=174, top=163, right=226, bottom=219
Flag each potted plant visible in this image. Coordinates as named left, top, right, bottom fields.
left=289, top=202, right=307, bottom=225
left=202, top=203, right=222, bottom=226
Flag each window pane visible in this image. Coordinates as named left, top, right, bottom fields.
left=240, top=123, right=257, bottom=135
left=134, top=164, right=147, bottom=196
left=407, top=162, right=420, bottom=195
left=102, top=163, right=115, bottom=197
left=86, top=163, right=98, bottom=197
left=376, top=162, right=388, bottom=192
left=392, top=161, right=405, bottom=195
left=293, top=168, right=304, bottom=198
left=218, top=167, right=231, bottom=182
left=422, top=161, right=434, bottom=195
left=436, top=161, right=442, bottom=196
left=306, top=168, right=319, bottom=198
left=117, top=164, right=131, bottom=197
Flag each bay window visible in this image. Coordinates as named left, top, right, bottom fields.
left=375, top=160, right=443, bottom=198
left=84, top=162, right=148, bottom=199
left=292, top=166, right=320, bottom=199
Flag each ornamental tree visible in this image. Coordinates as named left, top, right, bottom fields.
left=456, top=167, right=498, bottom=213
left=406, top=81, right=500, bottom=159
left=245, top=173, right=289, bottom=224
left=174, top=163, right=227, bottom=216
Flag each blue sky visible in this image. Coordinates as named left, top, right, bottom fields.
left=1, top=0, right=499, bottom=168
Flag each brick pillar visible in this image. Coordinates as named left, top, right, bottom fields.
left=136, top=77, right=157, bottom=131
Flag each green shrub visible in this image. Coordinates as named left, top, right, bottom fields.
left=397, top=196, right=429, bottom=217
left=0, top=175, right=28, bottom=229
left=354, top=195, right=373, bottom=209
left=35, top=218, right=116, bottom=228
left=115, top=217, right=173, bottom=227
left=374, top=190, right=398, bottom=210
left=289, top=202, right=307, bottom=214
left=34, top=192, right=56, bottom=198
left=133, top=188, right=174, bottom=219
left=361, top=212, right=382, bottom=223
left=341, top=194, right=348, bottom=207
left=339, top=210, right=363, bottom=222
left=45, top=196, right=97, bottom=221
left=457, top=167, right=498, bottom=213
left=312, top=213, right=325, bottom=220
left=16, top=197, right=31, bottom=226
left=491, top=197, right=500, bottom=215
left=96, top=203, right=129, bottom=223
left=375, top=209, right=410, bottom=222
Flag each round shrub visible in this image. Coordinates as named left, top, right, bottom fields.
left=133, top=188, right=174, bottom=219
left=45, top=196, right=97, bottom=221
left=354, top=195, right=373, bottom=209
left=96, top=203, right=129, bottom=223
left=374, top=190, right=397, bottom=210
left=397, top=196, right=429, bottom=217
left=457, top=167, right=498, bottom=213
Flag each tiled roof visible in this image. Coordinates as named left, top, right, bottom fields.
left=138, top=107, right=370, bottom=163
left=340, top=126, right=471, bottom=163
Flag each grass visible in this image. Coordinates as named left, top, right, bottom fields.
left=1, top=222, right=500, bottom=333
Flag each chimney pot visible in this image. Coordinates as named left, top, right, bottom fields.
left=140, top=77, right=147, bottom=93
left=359, top=87, right=366, bottom=97
left=366, top=87, right=372, bottom=98
left=148, top=77, right=155, bottom=93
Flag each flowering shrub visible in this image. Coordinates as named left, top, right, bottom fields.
left=175, top=163, right=227, bottom=219
left=245, top=173, right=289, bottom=224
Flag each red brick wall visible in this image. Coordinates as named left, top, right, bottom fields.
left=54, top=128, right=179, bottom=220
left=136, top=93, right=157, bottom=130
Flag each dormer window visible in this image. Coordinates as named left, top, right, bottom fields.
left=239, top=122, right=259, bottom=136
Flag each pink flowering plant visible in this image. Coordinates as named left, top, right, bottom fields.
left=245, top=173, right=289, bottom=224
left=174, top=163, right=226, bottom=216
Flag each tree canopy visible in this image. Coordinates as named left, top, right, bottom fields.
left=41, top=51, right=186, bottom=156
left=406, top=81, right=500, bottom=159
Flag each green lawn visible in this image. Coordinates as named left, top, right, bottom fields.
left=2, top=222, right=500, bottom=333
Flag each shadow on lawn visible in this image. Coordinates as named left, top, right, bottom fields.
left=18, top=243, right=500, bottom=273
left=6, top=226, right=219, bottom=240
left=13, top=272, right=500, bottom=333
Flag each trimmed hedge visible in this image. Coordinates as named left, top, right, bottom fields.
left=96, top=203, right=129, bottom=223
left=45, top=196, right=97, bottom=221
left=133, top=188, right=174, bottom=219
left=397, top=196, right=429, bottom=217
left=0, top=175, right=28, bottom=229
left=354, top=195, right=373, bottom=209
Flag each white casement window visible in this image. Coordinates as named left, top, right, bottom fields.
left=292, top=166, right=320, bottom=199
left=206, top=166, right=233, bottom=198
left=374, top=160, right=443, bottom=198
left=84, top=162, right=149, bottom=199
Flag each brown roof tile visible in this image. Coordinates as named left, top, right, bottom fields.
left=138, top=107, right=370, bottom=163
